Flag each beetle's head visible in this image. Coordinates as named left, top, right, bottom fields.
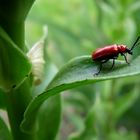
left=118, top=36, right=140, bottom=55
left=118, top=45, right=133, bottom=55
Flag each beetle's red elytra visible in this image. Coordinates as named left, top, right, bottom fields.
left=92, top=36, right=140, bottom=75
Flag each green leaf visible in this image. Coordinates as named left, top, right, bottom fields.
left=0, top=0, right=35, bottom=22
left=0, top=26, right=32, bottom=91
left=36, top=94, right=61, bottom=140
left=0, top=116, right=12, bottom=140
left=0, top=89, right=6, bottom=109
left=21, top=55, right=140, bottom=133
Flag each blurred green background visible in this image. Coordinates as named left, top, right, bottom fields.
left=25, top=0, right=140, bottom=140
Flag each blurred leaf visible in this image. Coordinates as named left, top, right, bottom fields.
left=68, top=94, right=105, bottom=140
left=98, top=1, right=114, bottom=16
left=129, top=1, right=140, bottom=13
left=36, top=94, right=61, bottom=140
left=64, top=89, right=93, bottom=113
left=118, top=90, right=140, bottom=130
left=108, top=129, right=138, bottom=140
left=69, top=90, right=139, bottom=140
left=0, top=116, right=12, bottom=140
left=21, top=55, right=140, bottom=133
left=0, top=26, right=32, bottom=91
left=114, top=85, right=139, bottom=121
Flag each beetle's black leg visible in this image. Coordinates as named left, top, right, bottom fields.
left=122, top=53, right=129, bottom=64
left=94, top=59, right=109, bottom=75
left=95, top=63, right=103, bottom=75
left=94, top=63, right=103, bottom=75
left=110, top=59, right=115, bottom=70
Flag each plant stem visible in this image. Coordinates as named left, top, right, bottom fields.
left=6, top=84, right=34, bottom=140
left=0, top=19, right=34, bottom=139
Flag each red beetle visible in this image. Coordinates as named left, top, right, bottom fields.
left=92, top=36, right=140, bottom=75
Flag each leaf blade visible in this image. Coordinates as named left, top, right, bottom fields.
left=21, top=55, right=140, bottom=133
left=36, top=94, right=61, bottom=140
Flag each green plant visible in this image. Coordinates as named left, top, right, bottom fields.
left=0, top=0, right=140, bottom=140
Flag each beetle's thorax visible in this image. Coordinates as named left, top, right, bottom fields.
left=117, top=44, right=127, bottom=53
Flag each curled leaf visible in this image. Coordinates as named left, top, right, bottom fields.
left=27, top=41, right=45, bottom=85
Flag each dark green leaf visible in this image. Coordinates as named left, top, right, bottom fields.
left=21, top=55, right=140, bottom=133
left=0, top=27, right=32, bottom=91
left=0, top=0, right=35, bottom=22
left=0, top=89, right=6, bottom=109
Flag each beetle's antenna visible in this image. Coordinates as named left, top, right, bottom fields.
left=131, top=36, right=140, bottom=50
